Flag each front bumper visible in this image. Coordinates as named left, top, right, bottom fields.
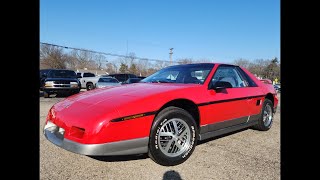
left=43, top=87, right=80, bottom=93
left=43, top=122, right=149, bottom=156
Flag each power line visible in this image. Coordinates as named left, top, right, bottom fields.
left=40, top=42, right=174, bottom=63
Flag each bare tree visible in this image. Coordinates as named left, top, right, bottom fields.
left=233, top=59, right=252, bottom=69
left=177, top=58, right=193, bottom=64
left=105, top=62, right=117, bottom=74
left=93, top=54, right=107, bottom=70
left=40, top=44, right=68, bottom=69
left=128, top=52, right=136, bottom=65
left=69, top=50, right=95, bottom=70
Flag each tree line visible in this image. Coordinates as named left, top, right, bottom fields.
left=40, top=44, right=280, bottom=81
left=233, top=58, right=280, bottom=82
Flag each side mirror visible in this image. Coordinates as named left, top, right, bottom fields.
left=209, top=81, right=232, bottom=91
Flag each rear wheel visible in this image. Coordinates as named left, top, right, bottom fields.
left=253, top=99, right=274, bottom=131
left=148, top=107, right=198, bottom=166
left=86, top=83, right=94, bottom=91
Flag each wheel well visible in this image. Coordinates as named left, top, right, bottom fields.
left=86, top=82, right=93, bottom=86
left=157, top=99, right=200, bottom=129
left=265, top=93, right=274, bottom=105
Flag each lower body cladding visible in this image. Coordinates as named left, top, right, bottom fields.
left=44, top=115, right=261, bottom=156
left=43, top=123, right=149, bottom=156
left=198, top=114, right=260, bottom=141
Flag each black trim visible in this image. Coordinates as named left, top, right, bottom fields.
left=200, top=116, right=248, bottom=134
left=256, top=99, right=261, bottom=106
left=198, top=120, right=258, bottom=141
left=197, top=95, right=265, bottom=107
left=110, top=111, right=157, bottom=122
left=249, top=114, right=261, bottom=122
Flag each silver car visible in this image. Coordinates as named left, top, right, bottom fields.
left=95, top=77, right=121, bottom=88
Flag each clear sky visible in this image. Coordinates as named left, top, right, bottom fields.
left=40, top=0, right=280, bottom=63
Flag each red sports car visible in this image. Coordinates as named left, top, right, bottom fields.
left=44, top=63, right=278, bottom=166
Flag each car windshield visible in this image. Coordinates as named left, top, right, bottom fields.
left=98, top=78, right=119, bottom=83
left=141, top=63, right=214, bottom=84
left=47, top=70, right=76, bottom=78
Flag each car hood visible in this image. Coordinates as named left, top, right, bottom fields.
left=51, top=83, right=201, bottom=129
left=45, top=77, right=78, bottom=82
left=59, top=83, right=199, bottom=106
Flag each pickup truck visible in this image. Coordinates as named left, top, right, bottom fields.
left=41, top=69, right=81, bottom=98
left=76, top=72, right=100, bottom=90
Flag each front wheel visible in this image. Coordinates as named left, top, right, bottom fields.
left=148, top=107, right=198, bottom=166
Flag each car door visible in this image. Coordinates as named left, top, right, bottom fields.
left=236, top=67, right=265, bottom=119
left=199, top=65, right=252, bottom=131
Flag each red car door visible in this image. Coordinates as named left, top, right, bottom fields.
left=198, top=65, right=252, bottom=131
left=236, top=67, right=265, bottom=119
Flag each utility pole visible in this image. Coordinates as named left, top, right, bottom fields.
left=169, top=48, right=173, bottom=65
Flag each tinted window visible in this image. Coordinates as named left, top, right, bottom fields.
left=83, top=73, right=95, bottom=77
left=47, top=70, right=76, bottom=78
left=98, top=78, right=119, bottom=83
left=211, top=66, right=247, bottom=88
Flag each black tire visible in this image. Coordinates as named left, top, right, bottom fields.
left=86, top=83, right=94, bottom=91
left=43, top=91, right=50, bottom=98
left=253, top=99, right=274, bottom=131
left=148, top=107, right=198, bottom=166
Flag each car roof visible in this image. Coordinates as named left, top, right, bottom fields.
left=163, top=63, right=238, bottom=68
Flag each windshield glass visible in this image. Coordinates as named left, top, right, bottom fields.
left=98, top=78, right=119, bottom=83
left=141, top=63, right=214, bottom=84
left=47, top=70, right=76, bottom=78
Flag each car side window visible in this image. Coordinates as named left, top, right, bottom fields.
left=236, top=67, right=258, bottom=87
left=211, top=66, right=247, bottom=88
left=83, top=73, right=95, bottom=77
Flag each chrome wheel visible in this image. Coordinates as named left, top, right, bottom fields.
left=263, top=104, right=273, bottom=127
left=158, top=118, right=191, bottom=157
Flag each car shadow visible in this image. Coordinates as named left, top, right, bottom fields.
left=163, top=170, right=182, bottom=180
left=88, top=153, right=149, bottom=162
left=197, top=128, right=249, bottom=145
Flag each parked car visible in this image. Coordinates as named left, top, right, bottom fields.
left=95, top=77, right=121, bottom=88
left=274, top=84, right=281, bottom=93
left=41, top=69, right=81, bottom=98
left=77, top=72, right=100, bottom=91
left=108, top=73, right=137, bottom=83
left=121, top=78, right=142, bottom=84
left=43, top=63, right=278, bottom=166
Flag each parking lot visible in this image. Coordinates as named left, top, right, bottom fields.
left=40, top=92, right=280, bottom=180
